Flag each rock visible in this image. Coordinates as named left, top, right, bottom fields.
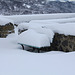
left=0, top=22, right=14, bottom=38
left=18, top=29, right=28, bottom=35
left=50, top=33, right=75, bottom=52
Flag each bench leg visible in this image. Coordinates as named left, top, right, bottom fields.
left=21, top=45, right=24, bottom=50
left=38, top=49, right=40, bottom=53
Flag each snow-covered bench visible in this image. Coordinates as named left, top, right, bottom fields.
left=18, top=29, right=51, bottom=52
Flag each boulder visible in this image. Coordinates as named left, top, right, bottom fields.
left=0, top=22, right=14, bottom=38
left=50, top=33, right=75, bottom=52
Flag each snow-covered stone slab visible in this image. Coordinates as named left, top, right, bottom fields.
left=18, top=29, right=50, bottom=48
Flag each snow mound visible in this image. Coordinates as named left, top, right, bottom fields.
left=0, top=17, right=14, bottom=25
left=18, top=23, right=29, bottom=30
left=30, top=27, right=54, bottom=43
left=3, top=13, right=75, bottom=24
left=18, top=29, right=50, bottom=48
left=46, top=23, right=75, bottom=36
left=29, top=20, right=75, bottom=36
left=30, top=17, right=75, bottom=24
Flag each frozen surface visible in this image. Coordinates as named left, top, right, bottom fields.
left=18, top=29, right=50, bottom=48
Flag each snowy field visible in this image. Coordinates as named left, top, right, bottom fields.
left=0, top=13, right=75, bottom=75
left=0, top=36, right=75, bottom=75
left=2, top=13, right=75, bottom=24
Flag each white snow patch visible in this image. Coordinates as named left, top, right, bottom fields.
left=3, top=13, right=75, bottom=24
left=18, top=23, right=29, bottom=30
left=30, top=27, right=54, bottom=43
left=26, top=5, right=31, bottom=8
left=0, top=17, right=14, bottom=25
left=46, top=23, right=75, bottom=36
left=18, top=29, right=50, bottom=48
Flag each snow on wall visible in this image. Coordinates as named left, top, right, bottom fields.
left=46, top=23, right=75, bottom=36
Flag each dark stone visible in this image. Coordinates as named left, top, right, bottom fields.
left=62, top=40, right=68, bottom=47
left=65, top=49, right=69, bottom=52
left=49, top=33, right=75, bottom=52
left=69, top=45, right=72, bottom=48
left=0, top=22, right=14, bottom=38
left=59, top=46, right=63, bottom=51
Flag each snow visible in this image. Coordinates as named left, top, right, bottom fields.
left=46, top=23, right=75, bottom=36
left=18, top=23, right=29, bottom=30
left=0, top=35, right=75, bottom=75
left=18, top=23, right=54, bottom=47
left=30, top=17, right=75, bottom=24
left=0, top=17, right=14, bottom=25
left=17, top=16, right=75, bottom=47
left=3, top=13, right=75, bottom=24
left=29, top=27, right=54, bottom=43
left=18, top=29, right=50, bottom=48
left=26, top=5, right=31, bottom=8
left=0, top=13, right=75, bottom=75
left=29, top=20, right=75, bottom=36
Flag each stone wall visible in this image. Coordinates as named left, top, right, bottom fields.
left=50, top=33, right=75, bottom=52
left=0, top=22, right=14, bottom=38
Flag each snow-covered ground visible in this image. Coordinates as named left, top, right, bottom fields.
left=2, top=13, right=75, bottom=24
left=0, top=35, right=75, bottom=75
left=0, top=13, right=75, bottom=75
